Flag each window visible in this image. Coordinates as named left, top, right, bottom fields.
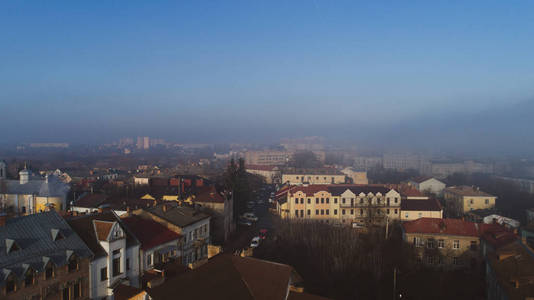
left=326, top=198, right=329, bottom=204
left=394, top=209, right=398, bottom=214
left=316, top=198, right=319, bottom=204
left=414, top=237, right=424, bottom=247
left=112, top=257, right=121, bottom=277
left=351, top=209, right=354, bottom=215
left=6, top=276, right=15, bottom=293
left=342, top=198, right=346, bottom=204
left=295, top=210, right=299, bottom=217
left=295, top=199, right=298, bottom=204
left=307, top=198, right=311, bottom=204
left=147, top=254, right=152, bottom=266
left=351, top=198, right=354, bottom=206
left=427, top=239, right=435, bottom=249
left=326, top=209, right=329, bottom=215
left=300, top=210, right=304, bottom=217
left=321, top=198, right=324, bottom=204
left=101, top=267, right=107, bottom=281
left=73, top=282, right=81, bottom=299
left=342, top=209, right=346, bottom=215
left=453, top=257, right=460, bottom=265
left=307, top=209, right=311, bottom=216
left=360, top=198, right=363, bottom=204
left=112, top=249, right=120, bottom=255
left=45, top=265, right=54, bottom=280
left=68, top=257, right=78, bottom=272
left=377, top=198, right=380, bottom=204
left=386, top=209, right=390, bottom=214
left=315, top=209, right=319, bottom=215
left=334, top=198, right=338, bottom=204
left=334, top=209, right=337, bottom=215
left=485, top=199, right=489, bottom=204
left=300, top=198, right=304, bottom=204
left=394, top=198, right=398, bottom=203
left=321, top=209, right=324, bottom=215
left=360, top=209, right=363, bottom=216
left=453, top=240, right=460, bottom=249
left=438, top=239, right=445, bottom=248
left=427, top=256, right=435, bottom=265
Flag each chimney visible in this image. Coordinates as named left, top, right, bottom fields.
left=0, top=213, right=7, bottom=226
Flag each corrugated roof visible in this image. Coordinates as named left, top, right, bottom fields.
left=0, top=211, right=93, bottom=284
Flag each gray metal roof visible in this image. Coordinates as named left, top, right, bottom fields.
left=0, top=175, right=69, bottom=197
left=0, top=211, right=93, bottom=285
left=148, top=204, right=210, bottom=228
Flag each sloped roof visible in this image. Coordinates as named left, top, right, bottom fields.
left=0, top=211, right=93, bottom=285
left=147, top=204, right=210, bottom=228
left=122, top=216, right=181, bottom=250
left=411, top=176, right=437, bottom=184
left=402, top=218, right=479, bottom=237
left=1, top=175, right=69, bottom=197
left=67, top=211, right=139, bottom=258
left=401, top=199, right=442, bottom=211
left=94, top=220, right=114, bottom=241
left=288, top=184, right=392, bottom=197
left=444, top=186, right=495, bottom=197
left=149, top=254, right=295, bottom=300
left=193, top=186, right=225, bottom=204
left=74, top=193, right=108, bottom=208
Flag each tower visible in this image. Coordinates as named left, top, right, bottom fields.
left=0, top=160, right=6, bottom=180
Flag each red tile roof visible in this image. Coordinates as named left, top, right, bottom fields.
left=480, top=225, right=517, bottom=249
left=402, top=218, right=479, bottom=237
left=194, top=185, right=225, bottom=203
left=122, top=216, right=181, bottom=250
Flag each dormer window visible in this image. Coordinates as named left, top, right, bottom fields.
left=5, top=239, right=20, bottom=254
left=51, top=229, right=64, bottom=241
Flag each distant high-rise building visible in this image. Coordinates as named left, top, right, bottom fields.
left=136, top=136, right=150, bottom=149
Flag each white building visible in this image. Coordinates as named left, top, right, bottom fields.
left=408, top=176, right=446, bottom=195
left=67, top=211, right=141, bottom=299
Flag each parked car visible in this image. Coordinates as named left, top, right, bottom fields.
left=242, top=212, right=258, bottom=222
left=250, top=236, right=261, bottom=248
left=238, top=218, right=252, bottom=226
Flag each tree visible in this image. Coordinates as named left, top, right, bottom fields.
left=288, top=151, right=322, bottom=169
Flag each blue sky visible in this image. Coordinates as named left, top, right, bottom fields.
left=1, top=1, right=534, bottom=143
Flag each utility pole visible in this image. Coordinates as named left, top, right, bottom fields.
left=385, top=216, right=389, bottom=239
left=393, top=267, right=397, bottom=300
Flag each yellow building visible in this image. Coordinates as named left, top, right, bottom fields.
left=400, top=199, right=443, bottom=221
left=280, top=184, right=401, bottom=226
left=402, top=218, right=483, bottom=268
left=282, top=169, right=347, bottom=185
left=0, top=168, right=70, bottom=214
left=443, top=186, right=496, bottom=215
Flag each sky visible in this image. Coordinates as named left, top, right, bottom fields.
left=1, top=1, right=534, bottom=145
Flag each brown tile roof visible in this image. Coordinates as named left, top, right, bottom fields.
left=193, top=185, right=225, bottom=204
left=94, top=220, right=114, bottom=241
left=402, top=218, right=479, bottom=237
left=74, top=193, right=108, bottom=208
left=149, top=254, right=296, bottom=300
left=444, top=186, right=495, bottom=197
left=488, top=242, right=534, bottom=299
left=401, top=199, right=442, bottom=211
left=122, top=216, right=181, bottom=250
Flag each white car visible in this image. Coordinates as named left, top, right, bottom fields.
left=250, top=236, right=261, bottom=248
left=242, top=212, right=258, bottom=222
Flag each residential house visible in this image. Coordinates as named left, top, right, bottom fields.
left=400, top=199, right=443, bottom=221
left=486, top=241, right=534, bottom=300
left=0, top=168, right=70, bottom=214
left=132, top=204, right=210, bottom=267
left=282, top=169, right=347, bottom=185
left=444, top=186, right=497, bottom=216
left=148, top=254, right=331, bottom=300
left=408, top=176, right=446, bottom=195
left=71, top=193, right=108, bottom=214
left=402, top=218, right=498, bottom=268
left=0, top=211, right=93, bottom=300
left=191, top=185, right=234, bottom=243
left=245, top=165, right=281, bottom=184
left=339, top=167, right=368, bottom=185
left=122, top=215, right=182, bottom=273
left=281, top=184, right=401, bottom=227
left=67, top=211, right=141, bottom=299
